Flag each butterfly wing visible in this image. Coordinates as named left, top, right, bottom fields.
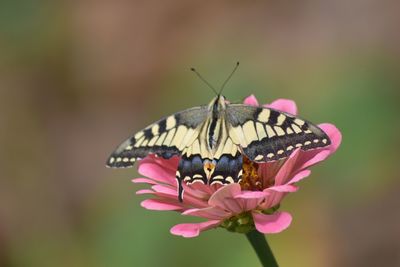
left=176, top=117, right=243, bottom=183
left=175, top=117, right=244, bottom=201
left=225, top=104, right=331, bottom=162
left=106, top=106, right=208, bottom=168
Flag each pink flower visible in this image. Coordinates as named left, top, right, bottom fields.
left=132, top=95, right=342, bottom=238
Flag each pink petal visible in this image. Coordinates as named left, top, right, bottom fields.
left=252, top=211, right=292, bottom=234
left=181, top=194, right=210, bottom=209
left=208, top=184, right=243, bottom=213
left=141, top=155, right=180, bottom=171
left=183, top=207, right=230, bottom=220
left=170, top=220, right=221, bottom=238
left=131, top=178, right=158, bottom=185
left=243, top=95, right=259, bottom=106
left=288, top=169, right=311, bottom=184
left=235, top=191, right=269, bottom=199
left=267, top=184, right=298, bottom=193
left=152, top=184, right=177, bottom=196
left=257, top=161, right=282, bottom=185
left=140, top=199, right=183, bottom=211
left=264, top=99, right=298, bottom=115
left=185, top=183, right=215, bottom=198
left=146, top=185, right=209, bottom=208
left=319, top=123, right=342, bottom=153
left=293, top=124, right=341, bottom=171
left=136, top=189, right=154, bottom=195
left=137, top=161, right=176, bottom=185
left=242, top=198, right=261, bottom=211
left=232, top=192, right=263, bottom=211
left=258, top=191, right=286, bottom=210
left=274, top=148, right=301, bottom=185
left=295, top=149, right=331, bottom=172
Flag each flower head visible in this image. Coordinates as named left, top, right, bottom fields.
left=133, top=95, right=342, bottom=238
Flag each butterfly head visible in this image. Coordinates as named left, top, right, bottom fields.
left=208, top=95, right=227, bottom=113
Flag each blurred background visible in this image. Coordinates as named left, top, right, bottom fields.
left=1, top=0, right=399, bottom=266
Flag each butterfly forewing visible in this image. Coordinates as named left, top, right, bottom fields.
left=225, top=104, right=331, bottom=162
left=106, top=106, right=208, bottom=168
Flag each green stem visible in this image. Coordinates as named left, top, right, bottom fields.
left=246, top=230, right=279, bottom=267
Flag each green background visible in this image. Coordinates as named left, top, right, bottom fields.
left=1, top=1, right=399, bottom=266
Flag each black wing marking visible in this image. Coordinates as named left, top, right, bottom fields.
left=175, top=133, right=244, bottom=201
left=176, top=151, right=243, bottom=201
left=226, top=104, right=331, bottom=162
left=106, top=106, right=208, bottom=168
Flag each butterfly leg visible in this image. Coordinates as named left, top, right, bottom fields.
left=175, top=175, right=184, bottom=202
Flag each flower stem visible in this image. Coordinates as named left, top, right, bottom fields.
left=245, top=230, right=279, bottom=267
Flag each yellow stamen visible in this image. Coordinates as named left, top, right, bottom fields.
left=239, top=156, right=263, bottom=190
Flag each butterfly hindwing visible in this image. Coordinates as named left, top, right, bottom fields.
left=176, top=147, right=243, bottom=201
left=226, top=104, right=331, bottom=162
left=176, top=136, right=243, bottom=184
left=106, top=106, right=208, bottom=168
left=175, top=123, right=244, bottom=200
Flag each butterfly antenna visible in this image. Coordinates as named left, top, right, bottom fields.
left=219, top=61, right=240, bottom=95
left=190, top=67, right=218, bottom=95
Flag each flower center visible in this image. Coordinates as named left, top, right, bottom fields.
left=239, top=156, right=263, bottom=191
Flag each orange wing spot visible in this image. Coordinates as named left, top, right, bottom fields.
left=203, top=161, right=216, bottom=179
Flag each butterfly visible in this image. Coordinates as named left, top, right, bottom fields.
left=106, top=64, right=331, bottom=201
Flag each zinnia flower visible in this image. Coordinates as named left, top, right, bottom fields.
left=133, top=95, right=342, bottom=238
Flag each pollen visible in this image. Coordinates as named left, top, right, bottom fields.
left=239, top=156, right=263, bottom=191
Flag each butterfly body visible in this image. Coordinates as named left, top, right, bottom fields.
left=107, top=95, right=330, bottom=201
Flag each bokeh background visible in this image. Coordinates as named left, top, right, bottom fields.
left=1, top=1, right=399, bottom=266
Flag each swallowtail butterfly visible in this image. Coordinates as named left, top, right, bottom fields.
left=106, top=64, right=331, bottom=201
